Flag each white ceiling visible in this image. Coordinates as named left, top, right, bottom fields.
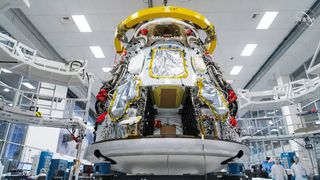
left=14, top=0, right=318, bottom=93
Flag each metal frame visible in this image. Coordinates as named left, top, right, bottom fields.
left=0, top=32, right=90, bottom=87
left=238, top=77, right=320, bottom=115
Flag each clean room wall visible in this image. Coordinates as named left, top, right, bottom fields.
left=21, top=83, right=68, bottom=163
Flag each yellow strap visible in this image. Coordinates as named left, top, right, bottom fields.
left=115, top=6, right=216, bottom=54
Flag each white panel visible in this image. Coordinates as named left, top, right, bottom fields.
left=23, top=126, right=61, bottom=160
left=128, top=52, right=145, bottom=74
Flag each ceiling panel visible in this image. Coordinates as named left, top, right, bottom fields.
left=15, top=0, right=317, bottom=93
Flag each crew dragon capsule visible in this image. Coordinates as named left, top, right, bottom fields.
left=86, top=6, right=249, bottom=175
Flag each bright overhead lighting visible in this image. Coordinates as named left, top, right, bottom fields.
left=23, top=0, right=31, bottom=8
left=1, top=68, right=12, bottom=73
left=22, top=82, right=36, bottom=89
left=102, top=67, right=112, bottom=72
left=257, top=11, right=279, bottom=30
left=226, top=80, right=234, bottom=84
left=3, top=88, right=10, bottom=92
left=230, top=66, right=243, bottom=75
left=90, top=46, right=105, bottom=58
left=241, top=44, right=257, bottom=56
left=72, top=15, right=92, bottom=32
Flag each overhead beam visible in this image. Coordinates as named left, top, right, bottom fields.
left=244, top=0, right=320, bottom=89
left=5, top=8, right=65, bottom=62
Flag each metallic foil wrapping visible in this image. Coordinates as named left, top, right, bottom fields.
left=150, top=48, right=188, bottom=78
left=198, top=79, right=229, bottom=121
left=109, top=76, right=141, bottom=120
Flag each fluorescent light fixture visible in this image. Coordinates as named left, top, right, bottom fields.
left=102, top=67, right=112, bottom=72
left=23, top=0, right=31, bottom=8
left=1, top=68, right=12, bottom=73
left=241, top=44, right=257, bottom=56
left=22, top=82, right=36, bottom=89
left=226, top=80, right=234, bottom=84
left=90, top=46, right=105, bottom=58
left=72, top=15, right=92, bottom=32
left=257, top=11, right=279, bottom=29
left=230, top=66, right=243, bottom=75
left=267, top=111, right=275, bottom=115
left=3, top=88, right=10, bottom=92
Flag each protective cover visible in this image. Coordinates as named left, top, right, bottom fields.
left=149, top=48, right=188, bottom=78
left=192, top=56, right=207, bottom=74
left=109, top=76, right=141, bottom=120
left=198, top=79, right=229, bottom=121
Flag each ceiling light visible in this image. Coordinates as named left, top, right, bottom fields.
left=90, top=46, right=105, bottom=58
left=22, top=82, right=36, bottom=89
left=102, top=67, right=112, bottom=72
left=230, top=66, right=243, bottom=75
left=226, top=80, right=234, bottom=84
left=241, top=44, right=257, bottom=56
left=268, top=120, right=273, bottom=125
left=72, top=15, right=92, bottom=32
left=1, top=68, right=12, bottom=73
left=3, top=88, right=10, bottom=92
left=23, top=0, right=31, bottom=8
left=257, top=11, right=279, bottom=30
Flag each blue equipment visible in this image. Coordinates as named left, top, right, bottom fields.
left=93, top=162, right=111, bottom=174
left=227, top=162, right=245, bottom=175
left=47, top=159, right=68, bottom=180
left=280, top=152, right=296, bottom=169
left=36, top=151, right=53, bottom=175
left=262, top=160, right=274, bottom=175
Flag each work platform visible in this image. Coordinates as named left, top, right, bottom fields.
left=0, top=107, right=86, bottom=130
left=0, top=32, right=89, bottom=87
left=238, top=77, right=320, bottom=115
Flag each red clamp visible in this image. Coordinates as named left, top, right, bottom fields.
left=230, top=116, right=237, bottom=127
left=154, top=119, right=161, bottom=128
left=96, top=112, right=108, bottom=123
left=228, top=89, right=237, bottom=103
left=96, top=89, right=108, bottom=102
left=185, top=29, right=193, bottom=36
left=140, top=29, right=149, bottom=36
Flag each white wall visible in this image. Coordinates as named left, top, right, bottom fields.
left=20, top=83, right=68, bottom=163
left=21, top=126, right=61, bottom=162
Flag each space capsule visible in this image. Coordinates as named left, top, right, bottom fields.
left=86, top=6, right=249, bottom=175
